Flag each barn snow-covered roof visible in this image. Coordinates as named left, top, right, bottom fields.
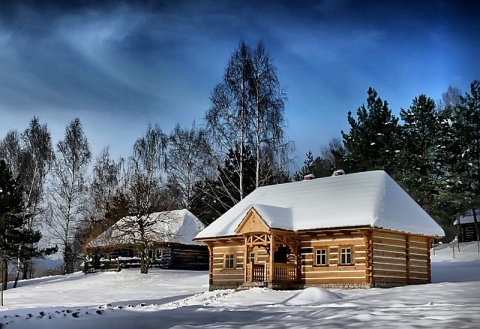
left=454, top=209, right=480, bottom=225
left=89, top=209, right=205, bottom=247
left=195, top=170, right=444, bottom=239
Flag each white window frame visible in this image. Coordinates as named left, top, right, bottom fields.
left=315, top=248, right=328, bottom=266
left=339, top=247, right=353, bottom=265
left=248, top=252, right=255, bottom=264
left=225, top=254, right=235, bottom=269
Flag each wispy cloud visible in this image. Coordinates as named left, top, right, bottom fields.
left=0, top=0, right=479, bottom=162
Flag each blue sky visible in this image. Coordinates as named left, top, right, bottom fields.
left=0, top=0, right=479, bottom=170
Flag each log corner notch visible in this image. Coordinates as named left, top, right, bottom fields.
left=427, top=237, right=432, bottom=284
left=357, top=228, right=373, bottom=285
left=205, top=241, right=214, bottom=286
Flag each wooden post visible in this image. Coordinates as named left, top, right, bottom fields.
left=244, top=235, right=248, bottom=283
left=207, top=242, right=214, bottom=286
left=269, top=232, right=274, bottom=283
left=291, top=236, right=300, bottom=283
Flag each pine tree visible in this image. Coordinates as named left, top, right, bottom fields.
left=436, top=81, right=480, bottom=246
left=398, top=95, right=441, bottom=213
left=340, top=88, right=401, bottom=176
left=189, top=145, right=282, bottom=224
left=0, top=160, right=42, bottom=291
left=454, top=81, right=480, bottom=245
left=293, top=151, right=331, bottom=181
left=189, top=179, right=221, bottom=225
left=194, top=146, right=257, bottom=221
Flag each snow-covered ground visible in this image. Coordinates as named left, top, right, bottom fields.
left=1, top=241, right=480, bottom=328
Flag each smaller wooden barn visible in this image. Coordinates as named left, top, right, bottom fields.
left=454, top=209, right=480, bottom=243
left=86, top=209, right=208, bottom=271
left=194, top=170, right=444, bottom=290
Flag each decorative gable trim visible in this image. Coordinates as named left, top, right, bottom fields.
left=235, top=207, right=271, bottom=234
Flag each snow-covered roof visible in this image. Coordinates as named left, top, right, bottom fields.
left=195, top=170, right=444, bottom=239
left=454, top=209, right=480, bottom=225
left=89, top=209, right=205, bottom=247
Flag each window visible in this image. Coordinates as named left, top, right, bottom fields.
left=248, top=252, right=255, bottom=264
left=339, top=247, right=353, bottom=265
left=225, top=254, right=235, bottom=269
left=315, top=248, right=328, bottom=266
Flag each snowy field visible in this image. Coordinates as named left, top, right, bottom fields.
left=1, top=241, right=480, bottom=328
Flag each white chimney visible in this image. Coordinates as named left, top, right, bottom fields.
left=303, top=174, right=315, bottom=181
left=332, top=169, right=345, bottom=177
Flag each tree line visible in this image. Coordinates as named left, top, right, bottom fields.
left=295, top=82, right=480, bottom=244
left=0, top=41, right=291, bottom=279
left=0, top=40, right=478, bottom=283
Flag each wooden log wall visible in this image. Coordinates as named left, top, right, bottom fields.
left=250, top=245, right=270, bottom=264
left=459, top=223, right=476, bottom=242
left=372, top=230, right=431, bottom=285
left=164, top=245, right=209, bottom=270
left=204, top=229, right=433, bottom=289
left=210, top=239, right=245, bottom=287
left=299, top=231, right=369, bottom=285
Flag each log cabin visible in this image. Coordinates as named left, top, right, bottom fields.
left=194, top=170, right=444, bottom=290
left=86, top=209, right=208, bottom=271
left=454, top=209, right=480, bottom=243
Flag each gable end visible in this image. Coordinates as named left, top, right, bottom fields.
left=235, top=207, right=271, bottom=234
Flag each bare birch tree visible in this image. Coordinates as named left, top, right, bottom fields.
left=205, top=41, right=291, bottom=208
left=14, top=117, right=54, bottom=285
left=0, top=130, right=22, bottom=178
left=77, top=148, right=124, bottom=257
left=87, top=148, right=124, bottom=226
left=206, top=41, right=252, bottom=203
left=1, top=118, right=55, bottom=285
left=249, top=42, right=290, bottom=188
left=48, top=118, right=91, bottom=274
left=166, top=123, right=211, bottom=209
left=123, top=124, right=168, bottom=274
